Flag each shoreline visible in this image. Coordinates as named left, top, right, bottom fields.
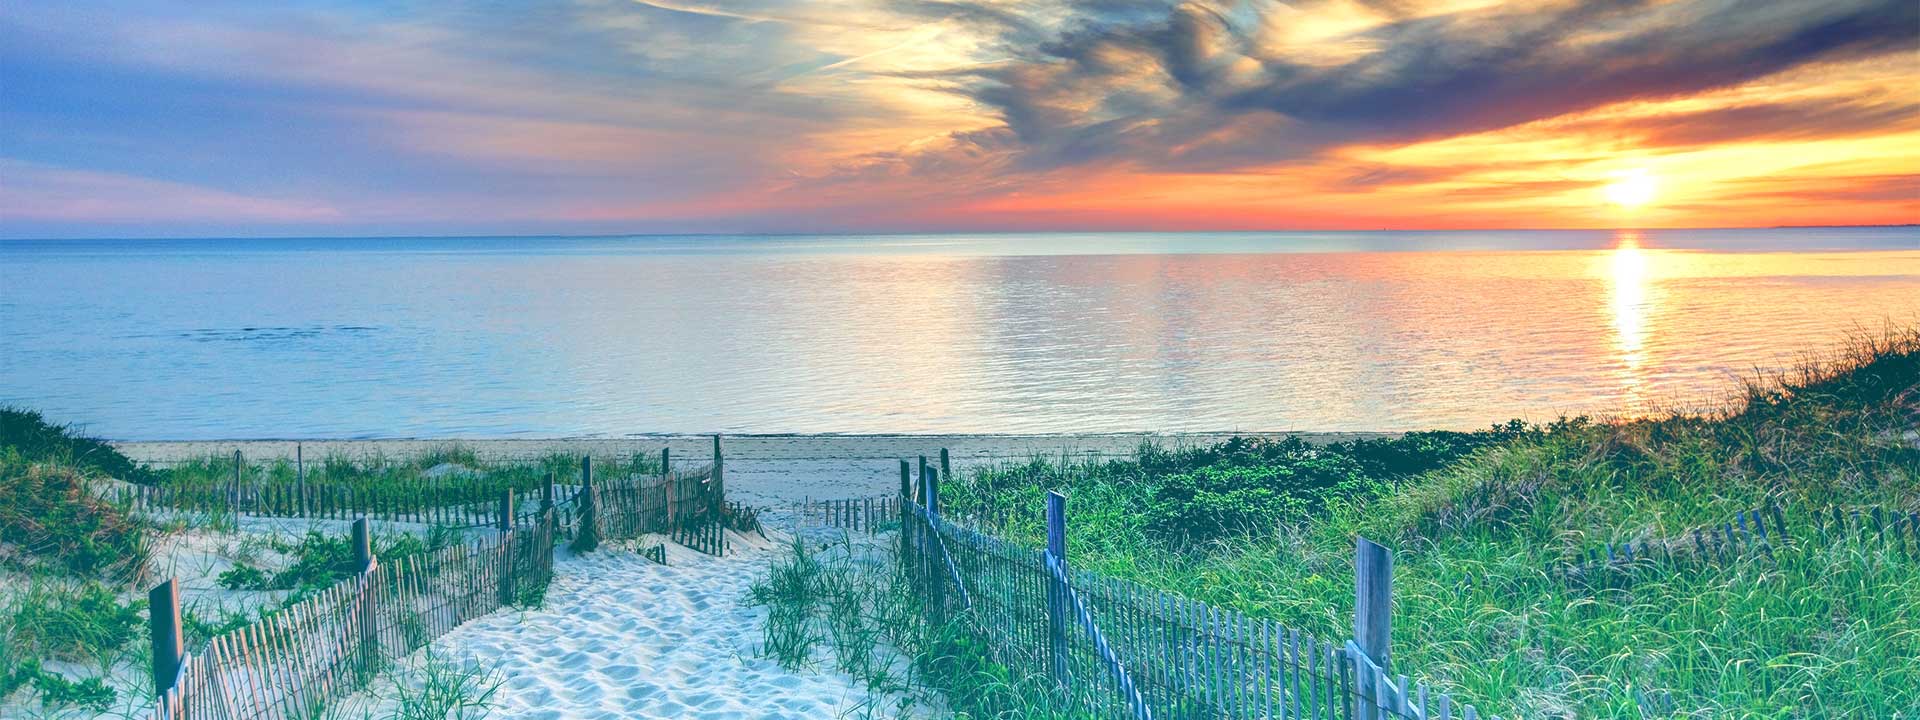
left=114, top=432, right=1395, bottom=504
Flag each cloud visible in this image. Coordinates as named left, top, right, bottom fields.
left=0, top=160, right=340, bottom=224
left=906, top=0, right=1920, bottom=174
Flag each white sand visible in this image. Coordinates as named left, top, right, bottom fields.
left=338, top=529, right=891, bottom=720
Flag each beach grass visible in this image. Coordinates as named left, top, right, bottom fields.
left=930, top=328, right=1920, bottom=718
left=750, top=536, right=1086, bottom=720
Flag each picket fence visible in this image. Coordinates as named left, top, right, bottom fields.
left=146, top=509, right=558, bottom=720
left=891, top=460, right=1497, bottom=720
left=137, top=440, right=738, bottom=719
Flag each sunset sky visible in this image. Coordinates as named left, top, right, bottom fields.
left=2, top=0, right=1916, bottom=237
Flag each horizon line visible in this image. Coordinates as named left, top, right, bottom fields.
left=4, top=223, right=1916, bottom=243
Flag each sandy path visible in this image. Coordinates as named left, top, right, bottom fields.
left=393, top=532, right=881, bottom=720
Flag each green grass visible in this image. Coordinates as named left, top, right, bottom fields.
left=154, top=446, right=663, bottom=520
left=933, top=328, right=1920, bottom=718
left=0, top=447, right=150, bottom=579
left=340, top=648, right=502, bottom=720
left=750, top=536, right=1091, bottom=720
left=0, top=407, right=157, bottom=484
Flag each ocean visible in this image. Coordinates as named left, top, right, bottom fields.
left=3, top=228, right=1915, bottom=438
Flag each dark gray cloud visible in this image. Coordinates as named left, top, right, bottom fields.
left=913, top=0, right=1919, bottom=174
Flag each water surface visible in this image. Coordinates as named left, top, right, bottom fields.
left=3, top=229, right=1915, bottom=438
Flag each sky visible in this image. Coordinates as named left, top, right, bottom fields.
left=1, top=0, right=1916, bottom=237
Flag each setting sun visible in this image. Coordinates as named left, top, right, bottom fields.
left=1604, top=170, right=1660, bottom=209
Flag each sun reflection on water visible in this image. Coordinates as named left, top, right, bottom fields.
left=1607, top=231, right=1652, bottom=403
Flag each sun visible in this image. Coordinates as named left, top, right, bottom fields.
left=1603, top=169, right=1659, bottom=208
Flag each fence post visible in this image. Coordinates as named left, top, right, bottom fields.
left=296, top=442, right=306, bottom=517
left=899, top=459, right=912, bottom=569
left=1354, top=536, right=1394, bottom=720
left=149, top=579, right=183, bottom=698
left=573, top=456, right=599, bottom=552
left=711, top=435, right=724, bottom=520
left=232, top=449, right=243, bottom=513
left=924, top=465, right=945, bottom=624
left=352, top=518, right=376, bottom=677
left=541, top=472, right=555, bottom=513
left=499, top=490, right=516, bottom=605
left=1046, top=491, right=1069, bottom=689
left=940, top=448, right=951, bottom=484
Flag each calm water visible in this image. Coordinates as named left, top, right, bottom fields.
left=3, top=229, right=1916, bottom=439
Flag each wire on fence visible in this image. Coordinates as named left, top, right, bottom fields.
left=894, top=453, right=1500, bottom=720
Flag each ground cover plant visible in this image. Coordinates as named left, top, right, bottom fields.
left=935, top=328, right=1920, bottom=718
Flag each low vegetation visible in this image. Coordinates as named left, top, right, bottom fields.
left=750, top=536, right=1078, bottom=720
left=930, top=328, right=1919, bottom=717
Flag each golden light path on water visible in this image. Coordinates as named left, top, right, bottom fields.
left=1608, top=231, right=1652, bottom=405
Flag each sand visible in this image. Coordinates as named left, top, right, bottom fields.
left=333, top=526, right=901, bottom=720
left=115, top=432, right=1388, bottom=506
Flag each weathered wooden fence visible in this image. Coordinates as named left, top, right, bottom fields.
left=797, top=494, right=901, bottom=534
left=145, top=507, right=559, bottom=720
left=1573, top=501, right=1920, bottom=580
left=593, top=437, right=730, bottom=556
left=113, top=449, right=617, bottom=528
left=136, top=439, right=740, bottom=719
left=898, top=460, right=1501, bottom=720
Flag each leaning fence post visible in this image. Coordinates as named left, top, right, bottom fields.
left=1354, top=536, right=1394, bottom=720
left=149, top=579, right=183, bottom=698
left=499, top=490, right=516, bottom=605
left=1046, top=490, right=1069, bottom=689
left=352, top=517, right=377, bottom=677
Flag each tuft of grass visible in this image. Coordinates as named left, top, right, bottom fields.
left=936, top=327, right=1920, bottom=718
left=750, top=536, right=1089, bottom=719
left=334, top=648, right=502, bottom=720
left=218, top=527, right=459, bottom=598
left=3, top=579, right=144, bottom=672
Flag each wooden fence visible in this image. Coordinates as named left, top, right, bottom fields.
left=592, top=437, right=730, bottom=556
left=897, top=461, right=1500, bottom=720
left=136, top=438, right=740, bottom=719
left=1572, top=501, right=1919, bottom=581
left=797, top=494, right=902, bottom=534
left=145, top=508, right=559, bottom=720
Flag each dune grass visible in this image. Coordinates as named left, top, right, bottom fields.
left=152, top=446, right=663, bottom=521
left=932, top=328, right=1920, bottom=718
left=750, top=536, right=1087, bottom=720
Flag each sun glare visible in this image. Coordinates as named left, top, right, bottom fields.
left=1603, top=170, right=1658, bottom=208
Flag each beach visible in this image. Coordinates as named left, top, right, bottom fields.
left=113, top=433, right=1388, bottom=505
